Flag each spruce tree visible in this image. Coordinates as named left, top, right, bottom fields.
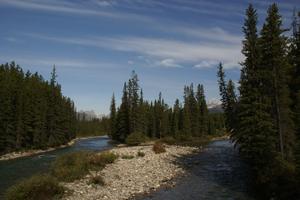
left=260, top=4, right=295, bottom=159
left=196, top=84, right=208, bottom=136
left=217, top=63, right=227, bottom=111
left=116, top=83, right=130, bottom=142
left=290, top=11, right=300, bottom=173
left=0, top=62, right=77, bottom=153
left=187, top=84, right=198, bottom=137
left=171, top=99, right=180, bottom=137
left=226, top=80, right=237, bottom=132
left=235, top=5, right=277, bottom=167
left=128, top=71, right=139, bottom=133
left=183, top=87, right=192, bottom=137
left=109, top=93, right=116, bottom=138
left=137, top=89, right=146, bottom=134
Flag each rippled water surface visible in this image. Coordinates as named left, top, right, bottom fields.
left=138, top=140, right=255, bottom=200
left=0, top=136, right=112, bottom=198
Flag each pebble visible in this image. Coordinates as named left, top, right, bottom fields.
left=63, top=145, right=197, bottom=200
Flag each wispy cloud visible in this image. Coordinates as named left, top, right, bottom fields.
left=158, top=58, right=182, bottom=68
left=4, top=37, right=18, bottom=43
left=160, top=26, right=242, bottom=45
left=24, top=32, right=243, bottom=69
left=134, top=0, right=245, bottom=17
left=0, top=56, right=121, bottom=70
left=0, top=0, right=151, bottom=22
left=194, top=60, right=219, bottom=69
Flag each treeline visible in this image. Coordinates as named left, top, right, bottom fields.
left=0, top=62, right=77, bottom=154
left=76, top=116, right=109, bottom=137
left=218, top=4, right=300, bottom=199
left=110, top=71, right=225, bottom=142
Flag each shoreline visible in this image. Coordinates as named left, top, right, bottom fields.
left=63, top=144, right=198, bottom=200
left=0, top=135, right=107, bottom=161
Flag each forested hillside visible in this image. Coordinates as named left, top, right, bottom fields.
left=218, top=4, right=300, bottom=199
left=0, top=62, right=77, bottom=154
left=110, top=71, right=225, bottom=142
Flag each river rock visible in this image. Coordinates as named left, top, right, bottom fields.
left=62, top=145, right=197, bottom=200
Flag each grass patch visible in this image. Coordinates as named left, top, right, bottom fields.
left=51, top=151, right=118, bottom=182
left=88, top=175, right=105, bottom=186
left=125, top=132, right=147, bottom=146
left=89, top=152, right=118, bottom=169
left=159, top=136, right=212, bottom=147
left=51, top=151, right=91, bottom=182
left=5, top=174, right=65, bottom=200
left=121, top=154, right=135, bottom=159
left=137, top=151, right=145, bottom=157
left=152, top=142, right=166, bottom=154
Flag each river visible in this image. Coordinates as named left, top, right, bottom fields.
left=0, top=138, right=255, bottom=200
left=137, top=140, right=255, bottom=200
left=0, top=136, right=112, bottom=199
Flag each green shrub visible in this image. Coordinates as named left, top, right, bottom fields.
left=152, top=142, right=166, bottom=154
left=88, top=175, right=105, bottom=186
left=121, top=155, right=135, bottom=159
left=5, top=174, right=65, bottom=200
left=125, top=132, right=147, bottom=146
left=51, top=151, right=90, bottom=182
left=51, top=151, right=118, bottom=182
left=89, top=152, right=118, bottom=166
left=137, top=151, right=145, bottom=157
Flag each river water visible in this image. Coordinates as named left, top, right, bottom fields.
left=0, top=136, right=112, bottom=198
left=0, top=138, right=255, bottom=200
left=138, top=140, right=255, bottom=200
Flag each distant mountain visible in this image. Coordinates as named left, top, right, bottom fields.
left=207, top=99, right=223, bottom=113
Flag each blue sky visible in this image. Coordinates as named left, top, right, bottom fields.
left=0, top=0, right=298, bottom=114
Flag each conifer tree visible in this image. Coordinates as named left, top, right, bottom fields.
left=171, top=99, right=180, bottom=137
left=0, top=62, right=77, bottom=153
left=109, top=93, right=116, bottom=138
left=226, top=80, right=237, bottom=132
left=217, top=63, right=227, bottom=111
left=260, top=4, right=295, bottom=159
left=137, top=89, right=147, bottom=134
left=290, top=11, right=300, bottom=172
left=235, top=5, right=277, bottom=166
left=182, top=87, right=192, bottom=137
left=128, top=71, right=139, bottom=133
left=196, top=84, right=208, bottom=136
left=217, top=64, right=237, bottom=133
left=116, top=83, right=130, bottom=142
left=187, top=84, right=198, bottom=136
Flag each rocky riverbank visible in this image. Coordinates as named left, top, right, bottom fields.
left=0, top=136, right=104, bottom=161
left=63, top=145, right=198, bottom=200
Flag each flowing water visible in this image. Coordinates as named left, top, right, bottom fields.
left=0, top=138, right=255, bottom=200
left=138, top=140, right=255, bottom=200
left=0, top=136, right=112, bottom=198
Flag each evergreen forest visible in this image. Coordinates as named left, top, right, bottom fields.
left=218, top=4, right=300, bottom=199
left=0, top=62, right=77, bottom=154
left=109, top=70, right=225, bottom=143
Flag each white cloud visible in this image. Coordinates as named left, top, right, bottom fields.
left=4, top=37, right=18, bottom=42
left=24, top=33, right=243, bottom=69
left=127, top=60, right=134, bottom=65
left=158, top=58, right=182, bottom=68
left=94, top=0, right=113, bottom=7
left=0, top=0, right=151, bottom=22
left=0, top=56, right=120, bottom=70
left=194, top=60, right=219, bottom=69
left=173, top=27, right=242, bottom=45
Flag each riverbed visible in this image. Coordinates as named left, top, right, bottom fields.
left=136, top=140, right=255, bottom=200
left=0, top=136, right=112, bottom=198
